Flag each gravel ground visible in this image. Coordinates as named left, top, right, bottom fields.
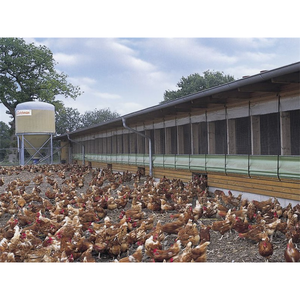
left=0, top=164, right=296, bottom=263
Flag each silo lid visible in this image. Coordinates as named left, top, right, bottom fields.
left=16, top=101, right=55, bottom=111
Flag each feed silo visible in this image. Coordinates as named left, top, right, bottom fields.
left=15, top=102, right=55, bottom=165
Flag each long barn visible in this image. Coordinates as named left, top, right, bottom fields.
left=56, top=62, right=300, bottom=206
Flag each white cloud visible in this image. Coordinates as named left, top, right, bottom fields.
left=242, top=51, right=277, bottom=62
left=117, top=101, right=147, bottom=116
left=234, top=38, right=277, bottom=49
left=69, top=76, right=97, bottom=86
left=92, top=92, right=121, bottom=100
left=54, top=52, right=84, bottom=66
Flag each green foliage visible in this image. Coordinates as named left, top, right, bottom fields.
left=162, top=70, right=235, bottom=104
left=0, top=121, right=11, bottom=160
left=0, top=121, right=10, bottom=148
left=55, top=106, right=82, bottom=135
left=0, top=38, right=82, bottom=128
left=80, top=108, right=120, bottom=128
left=55, top=107, right=120, bottom=135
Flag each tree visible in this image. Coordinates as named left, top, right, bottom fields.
left=0, top=121, right=10, bottom=160
left=80, top=108, right=120, bottom=128
left=0, top=38, right=82, bottom=130
left=55, top=106, right=82, bottom=135
left=161, top=70, right=235, bottom=104
left=55, top=107, right=120, bottom=135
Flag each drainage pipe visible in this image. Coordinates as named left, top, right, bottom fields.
left=122, top=117, right=153, bottom=177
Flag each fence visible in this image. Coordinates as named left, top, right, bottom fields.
left=0, top=147, right=62, bottom=166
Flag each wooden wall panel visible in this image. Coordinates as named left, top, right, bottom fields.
left=75, top=159, right=299, bottom=202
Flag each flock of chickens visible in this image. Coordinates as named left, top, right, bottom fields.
left=0, top=163, right=299, bottom=263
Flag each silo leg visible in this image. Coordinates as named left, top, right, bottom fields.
left=20, top=135, right=25, bottom=166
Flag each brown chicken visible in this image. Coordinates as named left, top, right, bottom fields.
left=199, top=223, right=211, bottom=244
left=118, top=245, right=143, bottom=262
left=80, top=245, right=96, bottom=262
left=177, top=219, right=200, bottom=246
left=252, top=198, right=273, bottom=212
left=232, top=216, right=249, bottom=234
left=160, top=199, right=175, bottom=211
left=285, top=222, right=300, bottom=243
left=45, top=188, right=57, bottom=200
left=264, top=218, right=281, bottom=241
left=246, top=202, right=257, bottom=221
left=172, top=241, right=193, bottom=262
left=258, top=236, right=273, bottom=262
left=185, top=241, right=210, bottom=262
left=238, top=224, right=266, bottom=243
left=144, top=220, right=165, bottom=244
left=192, top=200, right=203, bottom=221
left=211, top=219, right=232, bottom=240
left=161, top=218, right=184, bottom=234
left=202, top=202, right=217, bottom=218
left=152, top=240, right=181, bottom=262
left=284, top=238, right=300, bottom=262
left=145, top=235, right=163, bottom=258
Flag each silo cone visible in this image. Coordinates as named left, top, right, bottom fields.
left=23, top=135, right=51, bottom=161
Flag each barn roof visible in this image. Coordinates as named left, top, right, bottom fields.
left=56, top=61, right=300, bottom=140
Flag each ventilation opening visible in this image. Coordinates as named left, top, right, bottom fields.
left=137, top=166, right=145, bottom=176
left=192, top=172, right=208, bottom=189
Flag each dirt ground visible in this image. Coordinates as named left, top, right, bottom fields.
left=0, top=164, right=296, bottom=262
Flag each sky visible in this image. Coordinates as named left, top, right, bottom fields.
left=1, top=1, right=300, bottom=128
left=1, top=37, right=299, bottom=125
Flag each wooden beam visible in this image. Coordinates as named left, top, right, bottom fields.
left=272, top=73, right=300, bottom=84
left=174, top=104, right=192, bottom=113
left=213, top=90, right=252, bottom=99
left=238, top=82, right=283, bottom=93
left=209, top=96, right=227, bottom=104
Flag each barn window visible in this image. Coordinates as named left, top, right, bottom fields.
left=170, top=126, right=177, bottom=154
left=260, top=113, right=280, bottom=155
left=290, top=109, right=300, bottom=155
left=235, top=117, right=251, bottom=154
left=182, top=124, right=191, bottom=154
left=199, top=122, right=208, bottom=154
left=122, top=134, right=129, bottom=154
left=215, top=120, right=227, bottom=154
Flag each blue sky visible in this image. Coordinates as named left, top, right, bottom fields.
left=1, top=37, right=299, bottom=125
left=1, top=2, right=300, bottom=126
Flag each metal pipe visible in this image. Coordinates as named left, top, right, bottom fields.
left=122, top=117, right=153, bottom=177
left=247, top=100, right=251, bottom=178
left=50, top=134, right=53, bottom=164
left=20, top=135, right=24, bottom=166
left=224, top=105, right=228, bottom=176
left=277, top=94, right=281, bottom=181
